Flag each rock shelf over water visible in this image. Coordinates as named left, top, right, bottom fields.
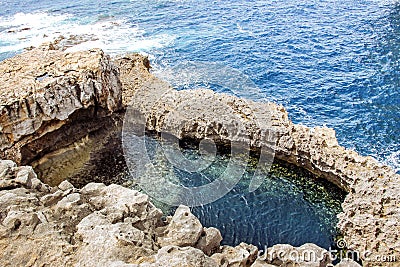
left=0, top=43, right=398, bottom=266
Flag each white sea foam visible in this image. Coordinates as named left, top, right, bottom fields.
left=0, top=12, right=175, bottom=55
left=385, top=150, right=400, bottom=173
left=0, top=12, right=71, bottom=53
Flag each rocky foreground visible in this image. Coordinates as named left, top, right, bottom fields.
left=0, top=159, right=357, bottom=267
left=0, top=41, right=398, bottom=266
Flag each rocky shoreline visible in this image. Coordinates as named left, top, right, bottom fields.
left=0, top=159, right=354, bottom=267
left=0, top=42, right=398, bottom=266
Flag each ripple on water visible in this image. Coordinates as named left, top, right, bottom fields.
left=190, top=163, right=345, bottom=250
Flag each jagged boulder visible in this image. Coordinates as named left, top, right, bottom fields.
left=158, top=205, right=203, bottom=247
left=196, top=227, right=223, bottom=256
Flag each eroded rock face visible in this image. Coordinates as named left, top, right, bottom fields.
left=114, top=53, right=152, bottom=106
left=337, top=176, right=400, bottom=266
left=196, top=227, right=223, bottom=256
left=158, top=205, right=203, bottom=247
left=148, top=246, right=219, bottom=267
left=0, top=46, right=122, bottom=185
left=211, top=243, right=259, bottom=267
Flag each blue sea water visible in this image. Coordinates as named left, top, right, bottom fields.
left=0, top=0, right=398, bottom=172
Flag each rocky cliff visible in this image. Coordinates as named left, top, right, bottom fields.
left=0, top=43, right=397, bottom=266
left=0, top=45, right=123, bottom=186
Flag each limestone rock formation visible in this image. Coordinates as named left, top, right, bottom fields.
left=1, top=160, right=362, bottom=267
left=158, top=205, right=203, bottom=247
left=0, top=159, right=202, bottom=266
left=0, top=44, right=398, bottom=266
left=119, top=62, right=400, bottom=265
left=114, top=53, right=153, bottom=106
left=0, top=46, right=123, bottom=185
left=211, top=243, right=259, bottom=267
left=196, top=227, right=223, bottom=256
left=147, top=246, right=218, bottom=267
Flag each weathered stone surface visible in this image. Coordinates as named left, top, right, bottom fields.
left=337, top=177, right=400, bottom=266
left=0, top=159, right=49, bottom=192
left=114, top=53, right=152, bottom=106
left=0, top=46, right=122, bottom=185
left=58, top=179, right=74, bottom=191
left=75, top=213, right=156, bottom=266
left=211, top=243, right=259, bottom=267
left=147, top=245, right=218, bottom=267
left=196, top=227, right=223, bottom=256
left=80, top=183, right=163, bottom=231
left=158, top=205, right=203, bottom=247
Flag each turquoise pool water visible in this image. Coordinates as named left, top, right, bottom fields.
left=124, top=135, right=345, bottom=249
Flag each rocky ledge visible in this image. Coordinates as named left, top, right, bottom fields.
left=121, top=60, right=400, bottom=265
left=0, top=44, right=398, bottom=266
left=0, top=160, right=358, bottom=266
left=0, top=44, right=123, bottom=186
